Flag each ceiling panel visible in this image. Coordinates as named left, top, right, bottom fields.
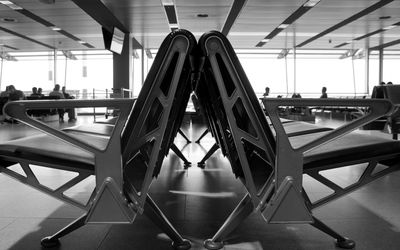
left=176, top=0, right=231, bottom=32
left=0, top=0, right=398, bottom=52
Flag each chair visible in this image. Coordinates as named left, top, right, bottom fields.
left=195, top=31, right=400, bottom=249
left=382, top=85, right=400, bottom=139
left=0, top=30, right=196, bottom=250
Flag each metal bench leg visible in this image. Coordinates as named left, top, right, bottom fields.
left=195, top=128, right=209, bottom=143
left=178, top=128, right=191, bottom=144
left=41, top=213, right=87, bottom=248
left=197, top=143, right=219, bottom=168
left=311, top=216, right=355, bottom=249
left=145, top=195, right=191, bottom=250
left=204, top=194, right=253, bottom=250
left=170, top=143, right=191, bottom=168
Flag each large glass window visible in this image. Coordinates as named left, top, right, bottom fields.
left=1, top=50, right=112, bottom=97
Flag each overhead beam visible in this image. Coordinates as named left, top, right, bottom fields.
left=297, top=0, right=394, bottom=48
left=221, top=0, right=248, bottom=36
left=370, top=38, right=400, bottom=50
left=256, top=0, right=322, bottom=47
left=71, top=0, right=142, bottom=49
left=0, top=26, right=55, bottom=50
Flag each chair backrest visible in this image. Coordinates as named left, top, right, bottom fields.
left=121, top=30, right=196, bottom=207
left=0, top=97, right=8, bottom=115
left=371, top=85, right=384, bottom=99
left=382, top=85, right=400, bottom=105
left=382, top=85, right=400, bottom=122
left=196, top=31, right=276, bottom=205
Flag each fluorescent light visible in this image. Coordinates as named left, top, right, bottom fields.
left=304, top=0, right=321, bottom=7
left=161, top=0, right=174, bottom=6
left=145, top=49, right=153, bottom=59
left=133, top=50, right=139, bottom=59
left=261, top=39, right=270, bottom=43
left=50, top=26, right=61, bottom=31
left=383, top=25, right=396, bottom=30
left=277, top=49, right=290, bottom=59
left=0, top=0, right=23, bottom=10
left=278, top=24, right=290, bottom=29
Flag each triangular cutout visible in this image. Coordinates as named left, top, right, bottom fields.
left=371, top=164, right=389, bottom=176
left=303, top=174, right=334, bottom=203
left=30, top=164, right=78, bottom=190
left=86, top=178, right=136, bottom=224
left=262, top=178, right=312, bottom=224
left=8, top=164, right=26, bottom=177
left=63, top=175, right=95, bottom=205
left=319, top=163, right=368, bottom=189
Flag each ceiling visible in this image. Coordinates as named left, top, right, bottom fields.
left=0, top=0, right=399, bottom=53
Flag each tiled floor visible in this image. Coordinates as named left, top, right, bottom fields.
left=0, top=114, right=400, bottom=250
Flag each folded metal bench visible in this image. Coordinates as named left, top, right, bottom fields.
left=195, top=31, right=400, bottom=249
left=0, top=30, right=196, bottom=250
left=382, top=85, right=400, bottom=139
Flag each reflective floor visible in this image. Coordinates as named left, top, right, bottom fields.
left=0, top=114, right=400, bottom=250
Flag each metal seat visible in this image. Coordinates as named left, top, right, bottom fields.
left=195, top=30, right=399, bottom=250
left=0, top=29, right=197, bottom=250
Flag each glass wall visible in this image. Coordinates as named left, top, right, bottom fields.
left=1, top=48, right=398, bottom=99
left=238, top=49, right=368, bottom=98
left=0, top=50, right=112, bottom=97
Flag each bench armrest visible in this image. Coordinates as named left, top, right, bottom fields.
left=261, top=98, right=393, bottom=189
left=262, top=98, right=393, bottom=153
left=4, top=99, right=135, bottom=154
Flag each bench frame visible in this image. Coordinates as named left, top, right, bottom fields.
left=196, top=31, right=399, bottom=250
left=0, top=30, right=196, bottom=250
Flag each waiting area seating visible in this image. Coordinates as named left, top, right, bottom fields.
left=194, top=31, right=400, bottom=249
left=360, top=84, right=400, bottom=139
left=1, top=30, right=400, bottom=250
left=0, top=30, right=196, bottom=249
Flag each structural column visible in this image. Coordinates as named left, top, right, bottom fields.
left=378, top=48, right=383, bottom=84
left=113, top=33, right=132, bottom=97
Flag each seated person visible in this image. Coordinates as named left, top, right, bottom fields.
left=292, top=93, right=302, bottom=98
left=8, top=85, right=25, bottom=101
left=320, top=87, right=328, bottom=98
left=30, top=87, right=42, bottom=98
left=49, top=84, right=65, bottom=122
left=0, top=85, right=11, bottom=97
left=37, top=87, right=44, bottom=97
left=62, top=86, right=76, bottom=121
left=263, top=87, right=270, bottom=97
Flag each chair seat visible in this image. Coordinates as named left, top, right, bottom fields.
left=0, top=131, right=109, bottom=166
left=289, top=131, right=400, bottom=169
left=63, top=124, right=114, bottom=136
left=278, top=121, right=332, bottom=137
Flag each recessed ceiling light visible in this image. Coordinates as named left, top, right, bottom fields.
left=197, top=13, right=208, bottom=18
left=379, top=16, right=391, bottom=20
left=161, top=0, right=174, bottom=6
left=50, top=26, right=61, bottom=31
left=261, top=39, right=270, bottom=43
left=383, top=25, right=396, bottom=30
left=0, top=0, right=23, bottom=10
left=278, top=24, right=289, bottom=29
left=303, top=0, right=321, bottom=7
